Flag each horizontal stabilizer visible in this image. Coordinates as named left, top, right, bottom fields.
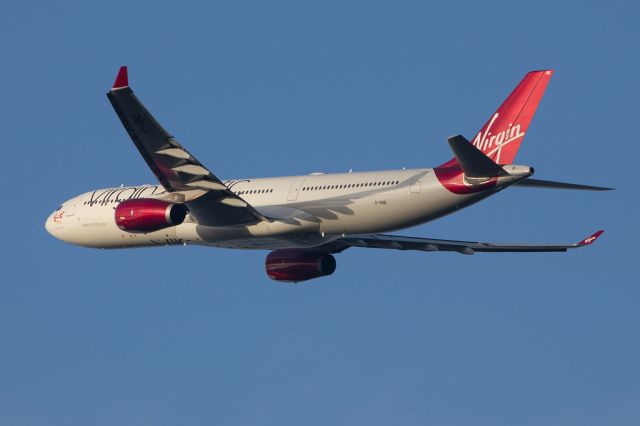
left=513, top=178, right=613, bottom=191
left=447, top=135, right=504, bottom=178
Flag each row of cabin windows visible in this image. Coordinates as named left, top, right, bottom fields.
left=302, top=180, right=400, bottom=191
left=236, top=189, right=274, bottom=195
left=82, top=180, right=399, bottom=204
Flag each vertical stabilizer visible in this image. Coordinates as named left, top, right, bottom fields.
left=471, top=70, right=553, bottom=164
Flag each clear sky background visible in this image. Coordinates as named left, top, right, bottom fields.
left=1, top=1, right=637, bottom=425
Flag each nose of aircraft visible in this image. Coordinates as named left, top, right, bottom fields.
left=45, top=212, right=63, bottom=240
left=45, top=213, right=55, bottom=236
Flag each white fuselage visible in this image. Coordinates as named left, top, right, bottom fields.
left=45, top=167, right=522, bottom=250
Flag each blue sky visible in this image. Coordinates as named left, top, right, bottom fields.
left=1, top=1, right=637, bottom=425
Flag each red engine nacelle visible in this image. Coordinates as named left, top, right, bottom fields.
left=115, top=198, right=187, bottom=233
left=266, top=249, right=337, bottom=282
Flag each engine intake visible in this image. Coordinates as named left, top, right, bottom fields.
left=266, top=249, right=337, bottom=282
left=115, top=198, right=187, bottom=233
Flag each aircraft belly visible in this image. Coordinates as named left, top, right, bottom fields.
left=177, top=216, right=324, bottom=250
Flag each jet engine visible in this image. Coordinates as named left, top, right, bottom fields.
left=266, top=249, right=337, bottom=282
left=115, top=198, right=187, bottom=233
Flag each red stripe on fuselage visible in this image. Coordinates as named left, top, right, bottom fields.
left=434, top=159, right=497, bottom=194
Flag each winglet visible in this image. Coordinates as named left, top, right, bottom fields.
left=578, top=230, right=605, bottom=246
left=112, top=66, right=128, bottom=90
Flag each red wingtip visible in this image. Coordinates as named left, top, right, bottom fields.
left=112, top=66, right=128, bottom=90
left=579, top=230, right=605, bottom=246
left=528, top=69, right=554, bottom=76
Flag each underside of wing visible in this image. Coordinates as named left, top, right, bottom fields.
left=106, top=66, right=266, bottom=226
left=324, top=231, right=604, bottom=254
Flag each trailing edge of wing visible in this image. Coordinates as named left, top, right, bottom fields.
left=512, top=178, right=614, bottom=191
left=324, top=230, right=605, bottom=254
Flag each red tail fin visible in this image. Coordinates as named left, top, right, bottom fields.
left=471, top=70, right=553, bottom=164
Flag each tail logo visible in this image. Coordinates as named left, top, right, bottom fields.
left=471, top=113, right=525, bottom=163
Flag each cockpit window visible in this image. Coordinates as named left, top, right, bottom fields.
left=55, top=205, right=63, bottom=211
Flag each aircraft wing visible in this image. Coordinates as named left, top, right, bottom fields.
left=106, top=67, right=266, bottom=226
left=325, top=230, right=604, bottom=254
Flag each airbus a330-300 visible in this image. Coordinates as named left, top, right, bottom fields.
left=45, top=67, right=611, bottom=282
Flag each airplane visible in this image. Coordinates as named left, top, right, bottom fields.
left=45, top=67, right=612, bottom=282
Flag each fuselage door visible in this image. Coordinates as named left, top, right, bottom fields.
left=410, top=172, right=425, bottom=193
left=287, top=179, right=305, bottom=201
left=64, top=202, right=76, bottom=216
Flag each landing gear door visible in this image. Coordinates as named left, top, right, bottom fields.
left=287, top=179, right=305, bottom=201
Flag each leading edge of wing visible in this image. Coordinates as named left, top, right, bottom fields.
left=326, top=230, right=605, bottom=254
